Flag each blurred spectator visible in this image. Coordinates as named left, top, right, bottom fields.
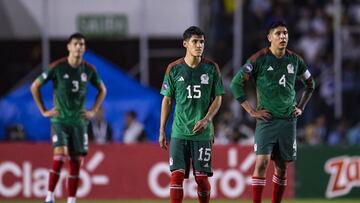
left=327, top=118, right=349, bottom=145
left=88, top=107, right=113, bottom=144
left=346, top=122, right=360, bottom=145
left=303, top=114, right=327, bottom=145
left=5, top=123, right=25, bottom=142
left=122, top=111, right=147, bottom=143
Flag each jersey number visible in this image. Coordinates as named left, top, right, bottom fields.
left=186, top=85, right=201, bottom=99
left=279, top=74, right=286, bottom=87
left=72, top=80, right=79, bottom=92
left=198, top=147, right=211, bottom=161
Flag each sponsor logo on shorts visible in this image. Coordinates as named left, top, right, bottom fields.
left=52, top=134, right=58, bottom=143
left=169, top=157, right=173, bottom=166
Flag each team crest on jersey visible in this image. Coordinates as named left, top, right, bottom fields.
left=81, top=73, right=87, bottom=82
left=63, top=74, right=69, bottom=79
left=200, top=74, right=209, bottom=84
left=287, top=63, right=294, bottom=74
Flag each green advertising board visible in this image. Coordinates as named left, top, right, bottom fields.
left=296, top=145, right=360, bottom=199
left=77, top=14, right=128, bottom=38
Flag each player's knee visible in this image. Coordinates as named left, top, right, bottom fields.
left=195, top=174, right=210, bottom=191
left=69, top=157, right=82, bottom=176
left=170, top=169, right=185, bottom=186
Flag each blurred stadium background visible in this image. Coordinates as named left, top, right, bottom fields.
left=0, top=0, right=359, bottom=202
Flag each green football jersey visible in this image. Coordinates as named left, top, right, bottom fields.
left=161, top=57, right=224, bottom=141
left=231, top=48, right=309, bottom=118
left=37, top=57, right=102, bottom=125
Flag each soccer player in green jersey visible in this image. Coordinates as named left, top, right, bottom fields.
left=230, top=21, right=315, bottom=203
left=159, top=26, right=224, bottom=203
left=31, top=33, right=107, bottom=203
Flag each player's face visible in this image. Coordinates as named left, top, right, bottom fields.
left=184, top=35, right=204, bottom=57
left=67, top=38, right=86, bottom=58
left=268, top=26, right=288, bottom=50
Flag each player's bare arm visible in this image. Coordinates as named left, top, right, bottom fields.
left=83, top=82, right=107, bottom=119
left=241, top=100, right=271, bottom=121
left=294, top=76, right=315, bottom=117
left=159, top=96, right=172, bottom=150
left=193, top=95, right=222, bottom=134
left=30, top=79, right=59, bottom=118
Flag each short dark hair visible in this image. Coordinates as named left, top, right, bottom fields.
left=268, top=20, right=287, bottom=33
left=67, top=32, right=86, bottom=44
left=183, top=26, right=204, bottom=41
left=126, top=110, right=137, bottom=119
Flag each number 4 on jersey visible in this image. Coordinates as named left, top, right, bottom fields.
left=279, top=74, right=286, bottom=87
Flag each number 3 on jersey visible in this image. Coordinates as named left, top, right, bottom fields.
left=186, top=85, right=201, bottom=98
left=72, top=80, right=79, bottom=92
left=279, top=74, right=286, bottom=87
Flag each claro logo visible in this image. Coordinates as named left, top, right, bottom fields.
left=148, top=147, right=256, bottom=198
left=0, top=151, right=108, bottom=198
left=325, top=156, right=360, bottom=198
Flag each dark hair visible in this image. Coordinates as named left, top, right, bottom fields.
left=126, top=110, right=137, bottom=119
left=268, top=20, right=287, bottom=33
left=183, top=26, right=204, bottom=41
left=67, top=32, right=86, bottom=44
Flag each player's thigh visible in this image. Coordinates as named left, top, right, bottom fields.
left=68, top=124, right=89, bottom=156
left=277, top=117, right=297, bottom=161
left=169, top=138, right=190, bottom=176
left=254, top=120, right=279, bottom=155
left=190, top=140, right=213, bottom=177
left=51, top=123, right=69, bottom=148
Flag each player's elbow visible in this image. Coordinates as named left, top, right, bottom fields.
left=101, top=84, right=107, bottom=96
left=163, top=96, right=172, bottom=106
left=305, top=77, right=315, bottom=92
left=30, top=80, right=40, bottom=94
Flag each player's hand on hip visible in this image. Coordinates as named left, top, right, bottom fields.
left=159, top=131, right=168, bottom=150
left=293, top=107, right=303, bottom=117
left=250, top=109, right=271, bottom=121
left=193, top=118, right=209, bottom=134
left=83, top=110, right=96, bottom=119
left=42, top=107, right=59, bottom=117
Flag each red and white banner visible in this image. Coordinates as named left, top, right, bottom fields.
left=0, top=143, right=294, bottom=199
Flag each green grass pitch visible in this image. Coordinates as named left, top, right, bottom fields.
left=2, top=200, right=359, bottom=203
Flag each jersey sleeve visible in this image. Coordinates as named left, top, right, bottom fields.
left=160, top=70, right=175, bottom=97
left=37, top=67, right=56, bottom=84
left=297, top=57, right=307, bottom=76
left=297, top=57, right=312, bottom=80
left=212, top=65, right=225, bottom=96
left=230, top=59, right=255, bottom=103
left=89, top=67, right=103, bottom=88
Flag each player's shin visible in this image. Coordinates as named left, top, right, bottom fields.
left=170, top=169, right=185, bottom=203
left=252, top=176, right=266, bottom=203
left=45, top=155, right=66, bottom=202
left=67, top=157, right=82, bottom=200
left=195, top=171, right=211, bottom=203
left=272, top=174, right=287, bottom=203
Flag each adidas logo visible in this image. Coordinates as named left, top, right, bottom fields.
left=63, top=74, right=69, bottom=79
left=267, top=66, right=274, bottom=71
left=203, top=163, right=209, bottom=168
left=178, top=76, right=184, bottom=81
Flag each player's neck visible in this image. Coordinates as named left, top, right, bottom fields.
left=269, top=46, right=286, bottom=58
left=67, top=56, right=83, bottom=68
left=184, top=55, right=201, bottom=68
